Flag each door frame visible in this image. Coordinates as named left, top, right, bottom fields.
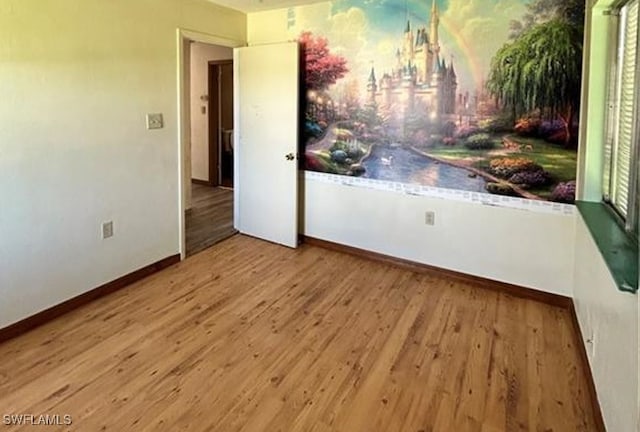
left=177, top=29, right=244, bottom=259
left=208, top=60, right=234, bottom=187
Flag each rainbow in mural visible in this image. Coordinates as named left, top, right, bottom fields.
left=290, top=0, right=584, bottom=203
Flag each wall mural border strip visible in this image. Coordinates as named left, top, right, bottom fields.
left=306, top=171, right=576, bottom=216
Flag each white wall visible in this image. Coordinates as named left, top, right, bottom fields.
left=303, top=178, right=576, bottom=296
left=0, top=0, right=246, bottom=329
left=190, top=42, right=233, bottom=182
left=573, top=216, right=638, bottom=432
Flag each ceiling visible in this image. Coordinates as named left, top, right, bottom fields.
left=209, top=0, right=325, bottom=13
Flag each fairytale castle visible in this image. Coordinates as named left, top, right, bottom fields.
left=366, top=0, right=458, bottom=122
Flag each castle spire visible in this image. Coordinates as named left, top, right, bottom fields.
left=403, top=19, right=414, bottom=64
left=368, top=66, right=377, bottom=84
left=429, top=0, right=440, bottom=47
left=367, top=66, right=378, bottom=101
left=449, top=56, right=457, bottom=78
left=429, top=0, right=441, bottom=76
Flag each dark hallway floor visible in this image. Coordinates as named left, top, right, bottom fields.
left=185, top=183, right=236, bottom=256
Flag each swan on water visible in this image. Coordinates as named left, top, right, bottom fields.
left=381, top=155, right=394, bottom=166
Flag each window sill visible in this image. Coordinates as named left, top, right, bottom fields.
left=576, top=201, right=638, bottom=293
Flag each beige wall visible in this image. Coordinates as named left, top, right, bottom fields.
left=0, top=0, right=246, bottom=328
left=190, top=42, right=233, bottom=182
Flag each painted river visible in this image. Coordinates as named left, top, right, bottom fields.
left=362, top=145, right=487, bottom=192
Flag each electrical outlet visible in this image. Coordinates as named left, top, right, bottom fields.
left=425, top=211, right=436, bottom=226
left=102, top=221, right=114, bottom=239
left=146, top=113, right=164, bottom=130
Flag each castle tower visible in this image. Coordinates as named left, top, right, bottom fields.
left=414, top=29, right=431, bottom=84
left=380, top=73, right=393, bottom=108
left=402, top=20, right=414, bottom=66
left=367, top=67, right=378, bottom=103
left=429, top=57, right=444, bottom=117
left=401, top=60, right=416, bottom=113
left=430, top=53, right=441, bottom=88
left=429, top=0, right=440, bottom=73
left=423, top=29, right=433, bottom=80
left=445, top=61, right=458, bottom=114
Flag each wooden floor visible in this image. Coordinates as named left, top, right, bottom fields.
left=0, top=236, right=598, bottom=431
left=186, top=184, right=236, bottom=257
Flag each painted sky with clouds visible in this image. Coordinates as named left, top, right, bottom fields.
left=286, top=0, right=529, bottom=100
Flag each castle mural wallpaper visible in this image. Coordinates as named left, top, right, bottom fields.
left=294, top=0, right=584, bottom=203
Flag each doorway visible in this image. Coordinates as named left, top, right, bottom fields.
left=208, top=61, right=234, bottom=188
left=183, top=38, right=238, bottom=257
left=178, top=31, right=301, bottom=258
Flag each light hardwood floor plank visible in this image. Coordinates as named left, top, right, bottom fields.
left=186, top=184, right=236, bottom=257
left=0, top=235, right=600, bottom=431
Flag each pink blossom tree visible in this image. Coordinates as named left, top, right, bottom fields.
left=299, top=31, right=348, bottom=91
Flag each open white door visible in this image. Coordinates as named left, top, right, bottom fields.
left=233, top=42, right=299, bottom=248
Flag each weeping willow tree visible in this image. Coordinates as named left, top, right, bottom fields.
left=487, top=19, right=583, bottom=146
left=508, top=0, right=585, bottom=40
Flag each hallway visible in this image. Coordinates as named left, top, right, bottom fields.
left=186, top=184, right=236, bottom=256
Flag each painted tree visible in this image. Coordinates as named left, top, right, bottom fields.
left=488, top=19, right=582, bottom=146
left=299, top=31, right=349, bottom=91
left=509, top=0, right=585, bottom=39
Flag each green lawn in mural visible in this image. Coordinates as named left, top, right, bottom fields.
left=295, top=0, right=584, bottom=203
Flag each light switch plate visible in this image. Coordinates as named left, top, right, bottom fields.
left=146, top=113, right=164, bottom=130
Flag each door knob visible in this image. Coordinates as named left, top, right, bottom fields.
left=285, top=153, right=296, bottom=161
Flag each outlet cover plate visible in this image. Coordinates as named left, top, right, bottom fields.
left=102, top=221, right=114, bottom=239
left=425, top=211, right=435, bottom=226
left=146, top=113, right=164, bottom=130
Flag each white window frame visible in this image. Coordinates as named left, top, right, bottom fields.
left=603, top=0, right=640, bottom=235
